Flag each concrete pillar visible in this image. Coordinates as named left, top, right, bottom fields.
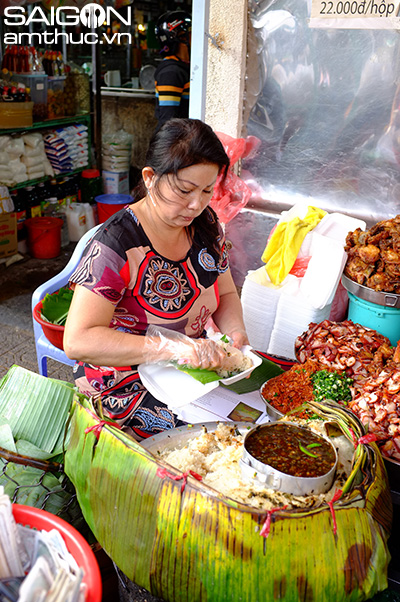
left=205, top=0, right=248, bottom=138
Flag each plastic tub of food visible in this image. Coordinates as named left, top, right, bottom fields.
left=17, top=73, right=48, bottom=121
left=240, top=422, right=338, bottom=495
left=47, top=75, right=66, bottom=118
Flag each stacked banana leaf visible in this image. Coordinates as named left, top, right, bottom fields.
left=0, top=365, right=89, bottom=533
left=65, top=397, right=392, bottom=602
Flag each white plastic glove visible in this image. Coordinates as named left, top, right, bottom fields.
left=143, top=325, right=229, bottom=371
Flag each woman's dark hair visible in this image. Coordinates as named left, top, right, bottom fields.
left=136, top=118, right=230, bottom=255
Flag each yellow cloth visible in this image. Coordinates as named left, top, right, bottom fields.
left=262, top=206, right=326, bottom=285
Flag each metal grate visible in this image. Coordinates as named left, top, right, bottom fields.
left=0, top=447, right=92, bottom=539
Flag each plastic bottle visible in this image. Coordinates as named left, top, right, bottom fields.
left=66, top=203, right=87, bottom=242
left=42, top=50, right=49, bottom=76
left=36, top=181, right=48, bottom=210
left=57, top=179, right=69, bottom=207
left=83, top=202, right=95, bottom=230
left=80, top=169, right=103, bottom=205
left=51, top=52, right=59, bottom=76
left=56, top=52, right=65, bottom=76
left=10, top=188, right=28, bottom=246
left=24, top=185, right=41, bottom=218
left=11, top=46, right=19, bottom=73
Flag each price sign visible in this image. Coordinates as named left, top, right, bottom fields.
left=310, top=0, right=400, bottom=28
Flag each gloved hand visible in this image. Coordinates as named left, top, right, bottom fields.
left=143, top=325, right=229, bottom=371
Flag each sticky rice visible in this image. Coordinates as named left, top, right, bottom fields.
left=159, top=422, right=353, bottom=510
left=215, top=342, right=253, bottom=378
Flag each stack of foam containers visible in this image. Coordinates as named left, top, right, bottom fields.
left=242, top=210, right=366, bottom=359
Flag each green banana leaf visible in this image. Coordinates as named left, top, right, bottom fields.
left=0, top=366, right=91, bottom=536
left=41, top=287, right=73, bottom=326
left=175, top=364, right=221, bottom=384
left=176, top=354, right=283, bottom=389
left=0, top=365, right=74, bottom=454
left=65, top=397, right=392, bottom=602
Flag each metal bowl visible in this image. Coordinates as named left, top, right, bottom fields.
left=341, top=273, right=400, bottom=309
left=240, top=422, right=338, bottom=496
left=259, top=380, right=284, bottom=421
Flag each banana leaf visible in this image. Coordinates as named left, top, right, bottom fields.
left=176, top=354, right=283, bottom=389
left=41, top=287, right=73, bottom=326
left=65, top=397, right=392, bottom=602
left=0, top=366, right=91, bottom=536
left=175, top=364, right=221, bottom=384
left=0, top=365, right=74, bottom=454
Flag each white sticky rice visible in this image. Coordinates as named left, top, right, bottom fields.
left=159, top=422, right=353, bottom=510
left=215, top=342, right=252, bottom=378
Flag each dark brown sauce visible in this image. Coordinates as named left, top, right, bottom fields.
left=245, top=423, right=336, bottom=478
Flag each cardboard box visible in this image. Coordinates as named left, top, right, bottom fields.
left=0, top=102, right=33, bottom=129
left=0, top=212, right=17, bottom=258
left=102, top=170, right=129, bottom=195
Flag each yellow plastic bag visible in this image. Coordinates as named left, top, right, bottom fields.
left=262, top=205, right=326, bottom=285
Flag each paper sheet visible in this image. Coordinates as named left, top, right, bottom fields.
left=175, top=386, right=269, bottom=425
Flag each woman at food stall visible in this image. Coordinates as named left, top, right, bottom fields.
left=64, top=118, right=250, bottom=440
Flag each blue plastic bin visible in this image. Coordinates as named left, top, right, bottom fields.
left=347, top=291, right=400, bottom=345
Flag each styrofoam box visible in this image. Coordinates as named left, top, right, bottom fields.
left=102, top=170, right=129, bottom=195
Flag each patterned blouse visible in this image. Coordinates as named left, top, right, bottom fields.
left=69, top=205, right=229, bottom=438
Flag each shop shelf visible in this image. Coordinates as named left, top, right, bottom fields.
left=0, top=113, right=91, bottom=135
left=10, top=167, right=89, bottom=190
left=0, top=114, right=92, bottom=190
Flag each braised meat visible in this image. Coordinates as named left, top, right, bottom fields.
left=344, top=215, right=400, bottom=293
left=295, top=320, right=400, bottom=462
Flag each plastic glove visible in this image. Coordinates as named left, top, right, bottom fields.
left=143, top=325, right=229, bottom=371
left=228, top=329, right=249, bottom=349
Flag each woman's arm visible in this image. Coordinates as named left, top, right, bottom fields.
left=63, top=285, right=149, bottom=367
left=64, top=284, right=230, bottom=369
left=211, top=269, right=249, bottom=349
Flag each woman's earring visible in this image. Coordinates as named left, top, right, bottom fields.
left=147, top=187, right=157, bottom=208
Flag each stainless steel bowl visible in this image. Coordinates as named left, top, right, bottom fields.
left=239, top=422, right=338, bottom=496
left=341, top=273, right=400, bottom=309
left=259, top=380, right=284, bottom=421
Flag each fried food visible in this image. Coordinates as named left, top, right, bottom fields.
left=344, top=215, right=400, bottom=293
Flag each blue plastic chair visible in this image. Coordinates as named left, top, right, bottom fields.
left=31, top=224, right=101, bottom=377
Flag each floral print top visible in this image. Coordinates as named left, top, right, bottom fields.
left=70, top=205, right=229, bottom=339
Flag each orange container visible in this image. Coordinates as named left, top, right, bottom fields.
left=12, top=504, right=102, bottom=602
left=33, top=298, right=65, bottom=350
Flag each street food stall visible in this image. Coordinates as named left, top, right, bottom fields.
left=1, top=0, right=400, bottom=600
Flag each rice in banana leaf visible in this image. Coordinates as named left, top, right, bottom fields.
left=65, top=396, right=392, bottom=602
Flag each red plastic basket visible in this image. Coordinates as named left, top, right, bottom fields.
left=12, top=504, right=102, bottom=602
left=33, top=299, right=65, bottom=350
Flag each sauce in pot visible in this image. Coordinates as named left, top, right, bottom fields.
left=244, top=423, right=336, bottom=478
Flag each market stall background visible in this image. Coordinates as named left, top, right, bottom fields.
left=228, top=0, right=400, bottom=286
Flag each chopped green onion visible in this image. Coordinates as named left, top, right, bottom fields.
left=310, top=370, right=353, bottom=404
